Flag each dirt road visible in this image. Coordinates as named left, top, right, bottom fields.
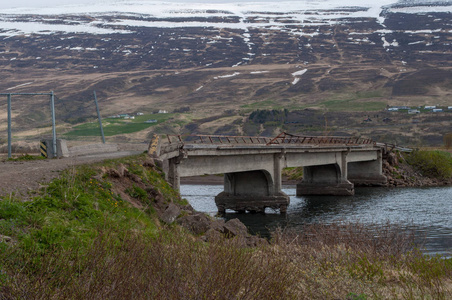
left=0, top=151, right=141, bottom=198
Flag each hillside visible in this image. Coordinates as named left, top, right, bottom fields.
left=0, top=0, right=451, bottom=146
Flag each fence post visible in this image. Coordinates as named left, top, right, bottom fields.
left=50, top=91, right=57, bottom=158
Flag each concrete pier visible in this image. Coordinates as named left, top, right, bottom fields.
left=215, top=171, right=290, bottom=213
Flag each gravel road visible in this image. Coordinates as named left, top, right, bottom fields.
left=0, top=151, right=142, bottom=198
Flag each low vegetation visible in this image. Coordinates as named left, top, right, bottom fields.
left=1, top=155, right=451, bottom=299
left=64, top=113, right=175, bottom=138
left=404, top=150, right=452, bottom=180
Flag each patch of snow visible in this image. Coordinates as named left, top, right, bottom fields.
left=408, top=41, right=424, bottom=45
left=6, top=81, right=33, bottom=90
left=292, top=78, right=301, bottom=85
left=292, top=69, right=308, bottom=77
left=381, top=37, right=399, bottom=48
left=196, top=86, right=203, bottom=91
left=214, top=72, right=240, bottom=79
left=250, top=71, right=269, bottom=74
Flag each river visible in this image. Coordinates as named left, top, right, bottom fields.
left=181, top=184, right=452, bottom=257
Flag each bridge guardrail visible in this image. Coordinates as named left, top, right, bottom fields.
left=165, top=132, right=376, bottom=147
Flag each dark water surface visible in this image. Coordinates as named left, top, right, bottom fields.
left=180, top=185, right=452, bottom=257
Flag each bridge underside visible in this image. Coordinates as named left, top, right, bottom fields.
left=297, top=164, right=355, bottom=196
left=215, top=171, right=290, bottom=214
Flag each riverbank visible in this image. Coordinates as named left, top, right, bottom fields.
left=1, top=154, right=451, bottom=299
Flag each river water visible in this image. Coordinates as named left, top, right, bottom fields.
left=181, top=184, right=452, bottom=257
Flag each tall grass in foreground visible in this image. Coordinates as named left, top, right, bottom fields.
left=1, top=223, right=451, bottom=299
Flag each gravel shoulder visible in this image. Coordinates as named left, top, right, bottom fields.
left=0, top=151, right=141, bottom=198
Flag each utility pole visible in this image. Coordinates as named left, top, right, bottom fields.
left=7, top=93, right=12, bottom=158
left=93, top=90, right=106, bottom=144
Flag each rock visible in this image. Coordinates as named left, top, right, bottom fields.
left=177, top=213, right=212, bottom=235
left=107, top=163, right=128, bottom=178
left=117, top=164, right=128, bottom=177
left=0, top=235, right=12, bottom=243
left=210, top=219, right=226, bottom=233
left=201, top=228, right=223, bottom=243
left=223, top=218, right=248, bottom=237
left=143, top=158, right=156, bottom=168
left=128, top=173, right=142, bottom=183
left=387, top=152, right=398, bottom=166
left=160, top=203, right=181, bottom=224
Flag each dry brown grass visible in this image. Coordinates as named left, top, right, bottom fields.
left=1, top=222, right=451, bottom=300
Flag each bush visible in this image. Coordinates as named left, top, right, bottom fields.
left=404, top=150, right=452, bottom=180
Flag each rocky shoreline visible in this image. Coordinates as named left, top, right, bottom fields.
left=383, top=152, right=452, bottom=188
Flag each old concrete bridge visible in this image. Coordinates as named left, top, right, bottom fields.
left=152, top=133, right=387, bottom=214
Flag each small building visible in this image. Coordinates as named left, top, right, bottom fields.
left=158, top=110, right=168, bottom=114
left=388, top=108, right=399, bottom=111
left=408, top=109, right=420, bottom=114
left=144, top=119, right=158, bottom=123
left=424, top=106, right=436, bottom=110
left=432, top=109, right=443, bottom=112
left=136, top=112, right=144, bottom=116
left=448, top=106, right=452, bottom=110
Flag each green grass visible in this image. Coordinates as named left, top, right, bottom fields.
left=241, top=99, right=284, bottom=110
left=320, top=90, right=387, bottom=112
left=64, top=113, right=175, bottom=137
left=404, top=150, right=452, bottom=180
left=6, top=154, right=45, bottom=162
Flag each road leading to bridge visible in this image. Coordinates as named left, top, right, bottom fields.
left=0, top=151, right=141, bottom=198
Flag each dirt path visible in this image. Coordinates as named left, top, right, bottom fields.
left=0, top=151, right=141, bottom=198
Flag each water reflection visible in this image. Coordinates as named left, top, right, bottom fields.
left=180, top=185, right=452, bottom=257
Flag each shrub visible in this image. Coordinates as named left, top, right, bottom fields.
left=404, top=150, right=452, bottom=180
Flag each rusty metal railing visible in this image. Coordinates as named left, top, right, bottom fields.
left=266, top=132, right=375, bottom=146
left=165, top=132, right=375, bottom=146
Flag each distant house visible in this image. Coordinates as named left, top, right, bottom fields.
left=408, top=109, right=420, bottom=114
left=158, top=110, right=168, bottom=114
left=388, top=108, right=399, bottom=111
left=424, top=106, right=436, bottom=110
left=432, top=109, right=443, bottom=112
left=144, top=119, right=158, bottom=123
left=448, top=106, right=452, bottom=110
left=136, top=112, right=144, bottom=116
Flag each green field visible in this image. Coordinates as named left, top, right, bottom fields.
left=64, top=113, right=175, bottom=137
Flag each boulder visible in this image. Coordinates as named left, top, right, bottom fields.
left=177, top=213, right=212, bottom=235
left=223, top=218, right=248, bottom=237
left=160, top=203, right=182, bottom=224
left=0, top=235, right=12, bottom=243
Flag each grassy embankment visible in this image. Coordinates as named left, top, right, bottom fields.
left=1, top=154, right=451, bottom=299
left=404, top=150, right=452, bottom=180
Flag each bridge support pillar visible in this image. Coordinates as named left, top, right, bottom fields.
left=297, top=163, right=354, bottom=196
left=215, top=167, right=289, bottom=214
left=348, top=150, right=387, bottom=186
left=167, top=157, right=181, bottom=191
